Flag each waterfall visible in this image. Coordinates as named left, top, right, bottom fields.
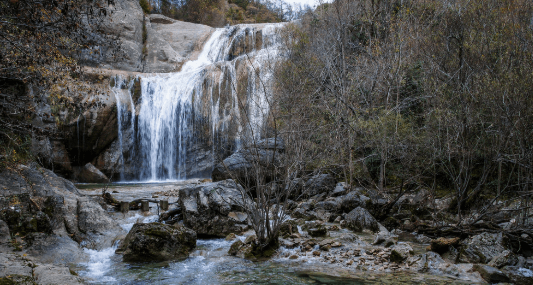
left=116, top=23, right=284, bottom=182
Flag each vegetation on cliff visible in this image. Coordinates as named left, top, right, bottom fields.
left=139, top=0, right=296, bottom=26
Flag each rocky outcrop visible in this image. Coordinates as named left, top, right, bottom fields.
left=179, top=179, right=251, bottom=237
left=344, top=207, right=380, bottom=233
left=77, top=163, right=109, bottom=183
left=117, top=223, right=196, bottom=262
left=0, top=164, right=122, bottom=252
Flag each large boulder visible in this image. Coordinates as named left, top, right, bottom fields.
left=212, top=138, right=283, bottom=182
left=77, top=163, right=109, bottom=183
left=0, top=164, right=122, bottom=251
left=117, top=223, right=196, bottom=262
left=338, top=191, right=370, bottom=213
left=459, top=232, right=509, bottom=263
left=473, top=264, right=510, bottom=283
left=303, top=174, right=336, bottom=197
left=344, top=207, right=379, bottom=233
left=501, top=266, right=533, bottom=285
left=179, top=179, right=251, bottom=237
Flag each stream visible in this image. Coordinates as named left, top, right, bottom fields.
left=74, top=182, right=476, bottom=284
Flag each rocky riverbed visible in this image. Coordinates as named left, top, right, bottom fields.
left=2, top=164, right=533, bottom=284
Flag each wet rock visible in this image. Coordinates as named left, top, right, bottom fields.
left=179, top=179, right=251, bottom=237
left=460, top=232, right=509, bottom=263
left=313, top=250, right=321, bottom=256
left=303, top=174, right=336, bottom=197
left=488, top=250, right=519, bottom=268
left=117, top=223, right=196, bottom=262
left=228, top=239, right=244, bottom=256
left=501, top=266, right=533, bottom=285
left=307, top=225, right=328, bottom=237
left=0, top=220, right=10, bottom=244
left=289, top=254, right=298, bottom=259
left=228, top=235, right=278, bottom=260
left=344, top=207, right=379, bottom=233
left=430, top=237, right=460, bottom=254
left=473, top=264, right=510, bottom=283
left=77, top=163, right=109, bottom=183
left=390, top=243, right=413, bottom=262
left=415, top=234, right=432, bottom=244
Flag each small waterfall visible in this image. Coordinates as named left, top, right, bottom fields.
left=114, top=23, right=285, bottom=182
left=111, top=76, right=136, bottom=181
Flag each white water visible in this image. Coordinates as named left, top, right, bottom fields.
left=132, top=24, right=284, bottom=182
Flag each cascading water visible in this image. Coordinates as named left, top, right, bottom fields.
left=129, top=23, right=284, bottom=182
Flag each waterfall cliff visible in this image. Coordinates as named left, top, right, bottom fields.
left=103, top=23, right=284, bottom=181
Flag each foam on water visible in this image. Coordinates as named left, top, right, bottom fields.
left=81, top=244, right=119, bottom=283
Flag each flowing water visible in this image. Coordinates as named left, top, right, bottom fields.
left=112, top=24, right=283, bottom=182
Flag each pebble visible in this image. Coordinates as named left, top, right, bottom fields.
left=289, top=255, right=298, bottom=259
left=313, top=251, right=321, bottom=256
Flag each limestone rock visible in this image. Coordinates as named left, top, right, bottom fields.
left=344, top=207, right=379, bottom=233
left=77, top=163, right=109, bottom=183
left=117, top=223, right=196, bottom=262
left=179, top=180, right=251, bottom=237
left=488, top=250, right=519, bottom=268
left=460, top=232, right=509, bottom=263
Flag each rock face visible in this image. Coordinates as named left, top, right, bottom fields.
left=0, top=164, right=122, bottom=252
left=344, top=207, right=379, bottom=233
left=117, top=223, right=196, bottom=262
left=179, top=179, right=251, bottom=237
left=77, top=163, right=109, bottom=183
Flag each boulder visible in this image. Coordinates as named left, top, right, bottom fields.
left=179, top=179, right=251, bottom=237
left=338, top=192, right=370, bottom=213
left=307, top=225, right=328, bottom=237
left=303, top=174, right=336, bottom=197
left=117, top=223, right=196, bottom=262
left=459, top=232, right=509, bottom=263
left=211, top=149, right=280, bottom=182
left=279, top=220, right=299, bottom=238
left=330, top=182, right=349, bottom=197
left=488, top=250, right=519, bottom=268
left=501, top=266, right=533, bottom=285
left=77, top=163, right=109, bottom=183
left=430, top=237, right=461, bottom=254
left=291, top=208, right=318, bottom=221
left=390, top=243, right=414, bottom=262
left=344, top=207, right=379, bottom=233
left=473, top=264, right=510, bottom=283
left=314, top=201, right=339, bottom=213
